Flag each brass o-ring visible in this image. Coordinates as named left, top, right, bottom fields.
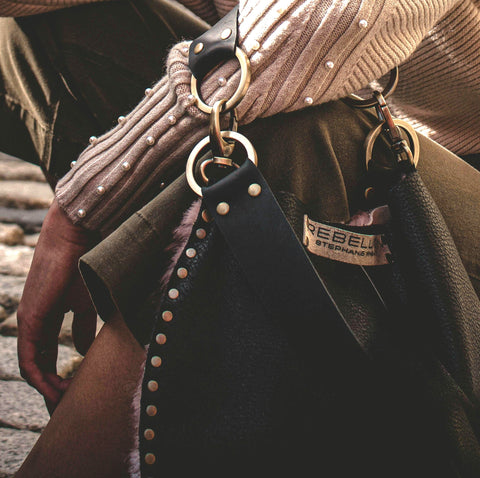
left=343, top=67, right=399, bottom=109
left=365, top=119, right=420, bottom=170
left=186, top=131, right=258, bottom=197
left=191, top=47, right=251, bottom=114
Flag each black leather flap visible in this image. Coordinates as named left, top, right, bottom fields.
left=189, top=6, right=239, bottom=80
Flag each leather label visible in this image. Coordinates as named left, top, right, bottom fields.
left=303, top=215, right=390, bottom=266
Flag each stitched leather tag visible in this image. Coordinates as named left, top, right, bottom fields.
left=303, top=215, right=390, bottom=266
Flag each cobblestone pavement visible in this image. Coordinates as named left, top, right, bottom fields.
left=0, top=153, right=97, bottom=477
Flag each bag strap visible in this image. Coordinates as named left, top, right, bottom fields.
left=191, top=9, right=391, bottom=361
left=189, top=5, right=239, bottom=80
left=202, top=158, right=378, bottom=359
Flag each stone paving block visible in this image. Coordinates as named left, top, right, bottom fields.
left=0, top=244, right=33, bottom=276
left=0, top=154, right=45, bottom=182
left=0, top=275, right=25, bottom=312
left=0, top=224, right=24, bottom=246
left=55, top=311, right=104, bottom=346
left=0, top=207, right=46, bottom=233
left=0, top=336, right=82, bottom=381
left=0, top=381, right=50, bottom=431
left=0, top=181, right=53, bottom=210
left=0, top=314, right=16, bottom=335
left=0, top=428, right=40, bottom=477
left=58, top=311, right=74, bottom=345
left=22, top=233, right=40, bottom=247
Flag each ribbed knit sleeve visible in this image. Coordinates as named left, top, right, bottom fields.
left=55, top=0, right=462, bottom=232
left=389, top=0, right=480, bottom=157
left=0, top=0, right=113, bottom=17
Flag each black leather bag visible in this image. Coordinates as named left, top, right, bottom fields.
left=137, top=155, right=480, bottom=477
left=137, top=7, right=480, bottom=477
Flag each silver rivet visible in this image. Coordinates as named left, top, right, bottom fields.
left=77, top=209, right=86, bottom=218
left=96, top=186, right=105, bottom=195
left=146, top=405, right=157, bottom=416
left=186, top=94, right=196, bottom=106
left=248, top=183, right=262, bottom=197
left=325, top=61, right=335, bottom=69
left=148, top=380, right=159, bottom=392
left=216, top=202, right=230, bottom=215
left=168, top=288, right=179, bottom=300
left=251, top=40, right=260, bottom=51
left=196, top=228, right=206, bottom=239
left=151, top=356, right=162, bottom=368
left=359, top=19, right=368, bottom=28
left=177, top=267, right=188, bottom=279
left=70, top=161, right=76, bottom=168
left=144, top=429, right=155, bottom=440
left=304, top=97, right=313, bottom=105
left=186, top=248, right=197, bottom=259
left=145, top=453, right=156, bottom=465
left=145, top=88, right=153, bottom=97
left=89, top=136, right=97, bottom=145
left=156, top=333, right=167, bottom=345
left=194, top=42, right=204, bottom=54
left=167, top=114, right=177, bottom=125
left=117, top=115, right=126, bottom=124
left=146, top=136, right=155, bottom=146
left=162, top=310, right=173, bottom=322
left=218, top=77, right=227, bottom=87
left=160, top=182, right=165, bottom=188
left=202, top=210, right=213, bottom=223
left=221, top=28, right=232, bottom=40
left=122, top=161, right=131, bottom=171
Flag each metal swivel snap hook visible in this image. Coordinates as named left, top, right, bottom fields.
left=365, top=91, right=419, bottom=168
left=209, top=99, right=238, bottom=158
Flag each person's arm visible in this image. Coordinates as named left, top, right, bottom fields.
left=54, top=0, right=460, bottom=234
left=0, top=0, right=114, bottom=17
left=16, top=199, right=99, bottom=414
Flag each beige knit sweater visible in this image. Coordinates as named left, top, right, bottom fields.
left=12, top=0, right=480, bottom=231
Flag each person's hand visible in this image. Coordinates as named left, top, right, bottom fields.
left=16, top=199, right=99, bottom=414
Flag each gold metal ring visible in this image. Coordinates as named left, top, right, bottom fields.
left=191, top=47, right=251, bottom=114
left=365, top=119, right=420, bottom=170
left=343, top=67, right=399, bottom=109
left=186, top=131, right=258, bottom=197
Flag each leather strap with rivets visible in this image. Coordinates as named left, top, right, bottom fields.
left=189, top=5, right=239, bottom=81
left=202, top=158, right=371, bottom=356
left=186, top=5, right=384, bottom=358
